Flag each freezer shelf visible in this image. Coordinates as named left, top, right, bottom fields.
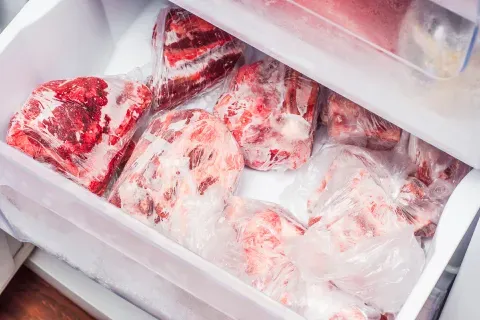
left=0, top=0, right=479, bottom=319
left=169, top=0, right=480, bottom=170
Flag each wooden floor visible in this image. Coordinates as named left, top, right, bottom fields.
left=0, top=266, right=94, bottom=320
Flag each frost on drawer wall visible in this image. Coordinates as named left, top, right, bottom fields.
left=0, top=186, right=229, bottom=320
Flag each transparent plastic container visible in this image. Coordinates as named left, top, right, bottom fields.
left=236, top=0, right=479, bottom=79
left=1, top=1, right=480, bottom=320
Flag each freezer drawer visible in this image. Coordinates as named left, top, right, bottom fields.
left=0, top=1, right=480, bottom=320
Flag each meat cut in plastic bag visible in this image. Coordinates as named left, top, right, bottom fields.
left=282, top=144, right=445, bottom=237
left=322, top=92, right=402, bottom=150
left=151, top=7, right=245, bottom=112
left=218, top=197, right=305, bottom=305
left=109, top=109, right=244, bottom=253
left=215, top=198, right=388, bottom=319
left=214, top=57, right=321, bottom=171
left=6, top=77, right=152, bottom=195
left=282, top=145, right=408, bottom=227
left=408, top=136, right=471, bottom=190
left=291, top=225, right=424, bottom=314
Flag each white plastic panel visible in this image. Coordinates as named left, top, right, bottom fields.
left=170, top=0, right=480, bottom=170
left=0, top=1, right=479, bottom=320
left=0, top=230, right=14, bottom=292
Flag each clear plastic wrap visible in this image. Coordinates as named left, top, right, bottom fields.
left=282, top=145, right=410, bottom=227
left=151, top=7, right=245, bottom=112
left=219, top=197, right=305, bottom=306
left=291, top=226, right=424, bottom=314
left=294, top=282, right=383, bottom=320
left=408, top=136, right=471, bottom=188
left=6, top=77, right=152, bottom=195
left=214, top=57, right=321, bottom=171
left=108, top=109, right=244, bottom=254
left=282, top=144, right=445, bottom=238
left=323, top=92, right=402, bottom=150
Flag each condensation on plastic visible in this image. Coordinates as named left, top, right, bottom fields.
left=108, top=108, right=244, bottom=255
left=237, top=0, right=478, bottom=79
left=151, top=6, right=245, bottom=112
left=5, top=77, right=152, bottom=196
left=218, top=197, right=305, bottom=306
left=290, top=226, right=425, bottom=314
left=214, top=57, right=321, bottom=171
left=322, top=91, right=402, bottom=150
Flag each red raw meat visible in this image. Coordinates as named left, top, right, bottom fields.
left=408, top=136, right=471, bottom=187
left=214, top=58, right=320, bottom=171
left=109, top=109, right=244, bottom=240
left=6, top=77, right=152, bottom=195
left=152, top=8, right=244, bottom=111
left=223, top=197, right=305, bottom=305
left=323, top=92, right=401, bottom=150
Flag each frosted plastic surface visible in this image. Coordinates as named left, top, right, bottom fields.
left=0, top=1, right=479, bottom=320
left=170, top=0, right=480, bottom=170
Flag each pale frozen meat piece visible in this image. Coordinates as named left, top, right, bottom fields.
left=214, top=57, right=320, bottom=171
left=222, top=197, right=305, bottom=305
left=6, top=77, right=152, bottom=195
left=324, top=92, right=401, bottom=150
left=408, top=136, right=471, bottom=187
left=152, top=7, right=245, bottom=112
left=109, top=109, right=244, bottom=250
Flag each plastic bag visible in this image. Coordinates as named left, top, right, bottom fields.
left=292, top=226, right=424, bottom=314
left=396, top=176, right=445, bottom=237
left=408, top=136, right=471, bottom=188
left=282, top=144, right=412, bottom=227
left=108, top=109, right=244, bottom=253
left=151, top=7, right=245, bottom=112
left=283, top=143, right=446, bottom=239
left=218, top=197, right=306, bottom=305
left=214, top=57, right=321, bottom=171
left=323, top=92, right=402, bottom=150
left=294, top=282, right=383, bottom=320
left=6, top=77, right=152, bottom=195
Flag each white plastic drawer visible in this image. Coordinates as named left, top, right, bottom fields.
left=1, top=1, right=480, bottom=320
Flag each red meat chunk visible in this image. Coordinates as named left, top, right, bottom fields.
left=214, top=58, right=320, bottom=171
left=223, top=197, right=305, bottom=305
left=408, top=136, right=471, bottom=187
left=152, top=8, right=244, bottom=111
left=324, top=92, right=401, bottom=150
left=109, top=109, right=244, bottom=238
left=6, top=77, right=152, bottom=195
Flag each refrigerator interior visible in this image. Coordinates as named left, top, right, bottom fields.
left=0, top=0, right=480, bottom=319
